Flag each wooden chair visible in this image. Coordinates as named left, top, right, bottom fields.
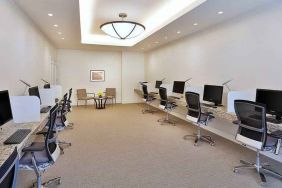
left=105, top=88, right=116, bottom=105
left=76, top=89, right=95, bottom=107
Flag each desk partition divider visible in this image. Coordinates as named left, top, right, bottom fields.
left=10, top=96, right=40, bottom=123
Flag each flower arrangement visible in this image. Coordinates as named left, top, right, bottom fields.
left=97, top=89, right=103, bottom=98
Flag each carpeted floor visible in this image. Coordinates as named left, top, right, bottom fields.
left=17, top=104, right=282, bottom=188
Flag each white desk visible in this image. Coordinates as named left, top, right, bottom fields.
left=0, top=113, right=49, bottom=166
left=135, top=88, right=282, bottom=163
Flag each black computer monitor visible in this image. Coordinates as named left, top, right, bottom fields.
left=172, top=81, right=185, bottom=94
left=44, top=83, right=51, bottom=89
left=256, top=89, right=282, bottom=121
left=0, top=90, right=13, bottom=127
left=28, top=86, right=41, bottom=104
left=203, top=85, right=223, bottom=106
left=155, top=80, right=162, bottom=89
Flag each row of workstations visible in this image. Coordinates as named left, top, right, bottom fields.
left=0, top=84, right=70, bottom=187
left=135, top=80, right=282, bottom=163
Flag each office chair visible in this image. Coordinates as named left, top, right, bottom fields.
left=67, top=88, right=73, bottom=112
left=233, top=100, right=282, bottom=185
left=20, top=104, right=61, bottom=188
left=183, top=92, right=215, bottom=146
left=141, top=84, right=156, bottom=114
left=157, top=87, right=177, bottom=125
left=0, top=148, right=19, bottom=188
left=37, top=93, right=72, bottom=154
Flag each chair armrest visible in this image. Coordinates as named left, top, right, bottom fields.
left=22, top=145, right=45, bottom=152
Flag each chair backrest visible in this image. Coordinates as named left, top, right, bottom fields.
left=142, top=85, right=149, bottom=99
left=159, top=87, right=168, bottom=106
left=45, top=104, right=60, bottom=162
left=0, top=148, right=18, bottom=188
left=68, top=88, right=72, bottom=101
left=234, top=100, right=267, bottom=150
left=77, top=89, right=87, bottom=99
left=185, top=92, right=201, bottom=122
left=105, top=88, right=116, bottom=97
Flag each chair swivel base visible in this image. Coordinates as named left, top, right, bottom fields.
left=58, top=141, right=72, bottom=154
left=142, top=109, right=156, bottom=114
left=33, top=177, right=61, bottom=188
left=184, top=133, right=215, bottom=146
left=233, top=160, right=282, bottom=185
left=157, top=117, right=176, bottom=126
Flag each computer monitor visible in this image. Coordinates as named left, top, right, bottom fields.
left=155, top=80, right=162, bottom=89
left=172, top=81, right=185, bottom=94
left=28, top=86, right=41, bottom=104
left=44, top=83, right=50, bottom=89
left=203, top=85, right=223, bottom=106
left=0, top=90, right=13, bottom=127
left=256, top=89, right=282, bottom=121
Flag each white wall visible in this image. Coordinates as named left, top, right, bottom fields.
left=57, top=49, right=122, bottom=104
left=0, top=0, right=56, bottom=96
left=145, top=1, right=282, bottom=97
left=121, top=52, right=145, bottom=103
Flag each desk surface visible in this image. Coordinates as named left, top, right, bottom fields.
left=0, top=113, right=49, bottom=167
left=135, top=88, right=282, bottom=163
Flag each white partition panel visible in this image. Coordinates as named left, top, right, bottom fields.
left=10, top=96, right=40, bottom=123
left=50, top=85, right=62, bottom=99
left=39, top=88, right=56, bottom=106
left=227, top=90, right=256, bottom=113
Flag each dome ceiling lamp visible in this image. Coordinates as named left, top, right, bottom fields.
left=100, top=13, right=145, bottom=40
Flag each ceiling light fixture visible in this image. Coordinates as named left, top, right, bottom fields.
left=58, top=32, right=62, bottom=35
left=48, top=13, right=53, bottom=17
left=177, top=31, right=181, bottom=34
left=61, top=38, right=65, bottom=40
left=100, top=13, right=145, bottom=40
left=217, top=11, right=223, bottom=15
left=53, top=24, right=58, bottom=27
left=193, top=23, right=198, bottom=26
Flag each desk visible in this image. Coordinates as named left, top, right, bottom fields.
left=134, top=88, right=282, bottom=163
left=0, top=113, right=49, bottom=167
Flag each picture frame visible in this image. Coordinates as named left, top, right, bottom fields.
left=90, top=70, right=105, bottom=82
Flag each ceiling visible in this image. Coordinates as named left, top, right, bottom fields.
left=14, top=0, right=278, bottom=52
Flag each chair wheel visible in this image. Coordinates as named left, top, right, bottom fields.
left=194, top=143, right=198, bottom=146
left=210, top=143, right=215, bottom=146
left=233, top=168, right=238, bottom=173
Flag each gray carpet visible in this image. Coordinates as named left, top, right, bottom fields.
left=17, top=104, right=282, bottom=188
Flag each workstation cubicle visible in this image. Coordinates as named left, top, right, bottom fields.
left=135, top=80, right=282, bottom=163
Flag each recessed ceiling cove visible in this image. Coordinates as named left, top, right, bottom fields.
left=79, top=0, right=206, bottom=46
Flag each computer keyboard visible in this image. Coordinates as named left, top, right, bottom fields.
left=4, top=129, right=31, bottom=145
left=40, top=106, right=52, bottom=113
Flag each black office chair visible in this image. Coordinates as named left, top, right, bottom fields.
left=141, top=84, right=156, bottom=114
left=19, top=105, right=61, bottom=188
left=183, top=92, right=215, bottom=146
left=233, top=100, right=282, bottom=185
left=67, top=88, right=72, bottom=112
left=157, top=87, right=177, bottom=125
left=0, top=148, right=19, bottom=188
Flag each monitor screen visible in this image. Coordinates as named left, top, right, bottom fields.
left=155, top=80, right=162, bottom=89
left=256, top=89, right=282, bottom=119
left=203, top=85, right=223, bottom=105
left=28, top=86, right=41, bottom=104
left=0, top=90, right=13, bottom=126
left=44, top=83, right=51, bottom=89
left=172, top=81, right=185, bottom=94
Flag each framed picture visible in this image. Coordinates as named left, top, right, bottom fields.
left=90, top=70, right=105, bottom=82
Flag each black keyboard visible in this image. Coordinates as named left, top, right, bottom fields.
left=4, top=129, right=31, bottom=145
left=40, top=106, right=51, bottom=113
